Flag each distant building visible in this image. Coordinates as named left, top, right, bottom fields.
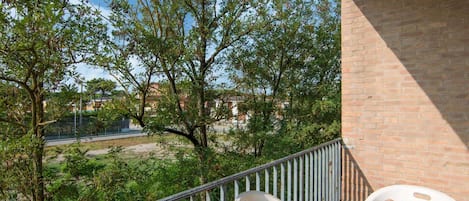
left=83, top=97, right=113, bottom=111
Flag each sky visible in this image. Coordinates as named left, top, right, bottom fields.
left=73, top=0, right=115, bottom=82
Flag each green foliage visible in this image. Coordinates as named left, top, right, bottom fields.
left=225, top=0, right=341, bottom=158
left=86, top=78, right=117, bottom=100
left=61, top=145, right=104, bottom=179
left=0, top=0, right=107, bottom=199
left=0, top=135, right=37, bottom=200
left=1, top=0, right=341, bottom=199
left=45, top=84, right=81, bottom=122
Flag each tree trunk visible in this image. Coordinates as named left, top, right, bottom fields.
left=136, top=117, right=146, bottom=128
left=31, top=85, right=45, bottom=201
left=195, top=146, right=209, bottom=201
left=198, top=78, right=208, bottom=148
left=137, top=90, right=147, bottom=128
left=32, top=141, right=44, bottom=201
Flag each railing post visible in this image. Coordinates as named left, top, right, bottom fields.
left=265, top=169, right=270, bottom=194
left=320, top=149, right=327, bottom=200
left=234, top=180, right=240, bottom=199
left=300, top=155, right=304, bottom=201
left=310, top=152, right=314, bottom=201
left=273, top=166, right=278, bottom=197
left=205, top=191, right=211, bottom=201
left=246, top=176, right=250, bottom=192
left=256, top=172, right=261, bottom=191
left=337, top=142, right=342, bottom=200
left=314, top=150, right=319, bottom=201
left=294, top=158, right=298, bottom=201
left=305, top=154, right=309, bottom=201
left=281, top=162, right=285, bottom=201
left=220, top=185, right=226, bottom=201
left=288, top=160, right=292, bottom=201
left=328, top=144, right=332, bottom=201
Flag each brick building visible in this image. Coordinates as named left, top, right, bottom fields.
left=341, top=0, right=469, bottom=200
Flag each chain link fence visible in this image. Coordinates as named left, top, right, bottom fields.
left=44, top=116, right=130, bottom=140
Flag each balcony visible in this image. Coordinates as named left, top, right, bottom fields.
left=159, top=0, right=469, bottom=200
left=158, top=139, right=364, bottom=201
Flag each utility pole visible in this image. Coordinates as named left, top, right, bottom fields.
left=73, top=103, right=77, bottom=138
left=79, top=81, right=83, bottom=134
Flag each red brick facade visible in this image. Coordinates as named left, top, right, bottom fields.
left=341, top=0, right=469, bottom=200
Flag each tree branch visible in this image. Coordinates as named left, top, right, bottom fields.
left=0, top=117, right=28, bottom=128
left=163, top=127, right=200, bottom=147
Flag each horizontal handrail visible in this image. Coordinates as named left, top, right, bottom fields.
left=158, top=138, right=342, bottom=201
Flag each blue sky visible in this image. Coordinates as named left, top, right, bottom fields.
left=73, top=0, right=114, bottom=81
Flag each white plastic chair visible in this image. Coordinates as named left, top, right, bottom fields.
left=235, top=191, right=281, bottom=201
left=365, top=185, right=455, bottom=201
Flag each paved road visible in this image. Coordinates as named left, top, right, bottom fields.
left=46, top=131, right=147, bottom=146
left=46, top=123, right=241, bottom=147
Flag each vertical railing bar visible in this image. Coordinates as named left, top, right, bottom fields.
left=281, top=163, right=285, bottom=201
left=325, top=145, right=329, bottom=201
left=313, top=150, right=317, bottom=201
left=294, top=158, right=298, bottom=201
left=273, top=166, right=278, bottom=197
left=256, top=172, right=261, bottom=191
left=265, top=169, right=270, bottom=194
left=310, top=152, right=314, bottom=201
left=329, top=144, right=335, bottom=200
left=332, top=144, right=339, bottom=200
left=323, top=146, right=326, bottom=201
left=299, top=155, right=304, bottom=201
left=234, top=180, right=240, bottom=199
left=328, top=144, right=332, bottom=201
left=348, top=145, right=353, bottom=201
left=206, top=191, right=211, bottom=201
left=246, top=176, right=250, bottom=192
left=315, top=149, right=320, bottom=201
left=220, top=185, right=225, bottom=201
left=337, top=142, right=341, bottom=201
left=288, top=160, right=292, bottom=201
left=331, top=144, right=335, bottom=201
left=330, top=144, right=334, bottom=201
left=305, top=153, right=309, bottom=201
left=322, top=148, right=326, bottom=201
left=190, top=196, right=194, bottom=201
left=338, top=142, right=342, bottom=201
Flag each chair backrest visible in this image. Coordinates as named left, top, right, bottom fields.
left=235, top=191, right=281, bottom=201
left=365, top=185, right=455, bottom=201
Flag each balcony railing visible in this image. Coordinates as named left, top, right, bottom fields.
left=158, top=139, right=342, bottom=201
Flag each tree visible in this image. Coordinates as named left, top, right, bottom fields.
left=227, top=0, right=341, bottom=156
left=108, top=0, right=265, bottom=184
left=285, top=0, right=341, bottom=148
left=227, top=0, right=316, bottom=156
left=86, top=78, right=116, bottom=100
left=0, top=0, right=106, bottom=200
left=45, top=84, right=80, bottom=121
left=95, top=6, right=160, bottom=128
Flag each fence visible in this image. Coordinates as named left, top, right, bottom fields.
left=44, top=117, right=130, bottom=140
left=158, top=139, right=342, bottom=201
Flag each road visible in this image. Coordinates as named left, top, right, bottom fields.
left=46, top=131, right=146, bottom=146
left=46, top=123, right=240, bottom=147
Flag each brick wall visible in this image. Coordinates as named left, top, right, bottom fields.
left=341, top=0, right=469, bottom=200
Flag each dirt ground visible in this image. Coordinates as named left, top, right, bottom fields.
left=48, top=141, right=189, bottom=163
